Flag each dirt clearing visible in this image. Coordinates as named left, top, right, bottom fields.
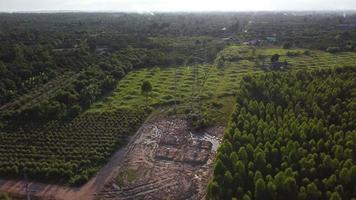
left=98, top=117, right=224, bottom=200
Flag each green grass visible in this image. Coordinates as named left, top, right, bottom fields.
left=88, top=46, right=356, bottom=125
left=87, top=63, right=243, bottom=125
left=125, top=168, right=138, bottom=183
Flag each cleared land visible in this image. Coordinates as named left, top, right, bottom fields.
left=98, top=117, right=224, bottom=200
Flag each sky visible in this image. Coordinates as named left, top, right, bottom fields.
left=0, top=0, right=356, bottom=12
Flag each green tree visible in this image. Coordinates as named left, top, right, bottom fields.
left=141, top=80, right=152, bottom=106
left=255, top=178, right=266, bottom=200
left=329, top=191, right=342, bottom=200
left=207, top=180, right=220, bottom=200
left=271, top=54, right=280, bottom=63
left=338, top=168, right=350, bottom=186
left=238, top=147, right=248, bottom=162
left=306, top=182, right=321, bottom=199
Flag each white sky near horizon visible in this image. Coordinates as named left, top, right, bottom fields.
left=0, top=0, right=356, bottom=12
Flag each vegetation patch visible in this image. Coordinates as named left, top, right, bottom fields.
left=0, top=109, right=148, bottom=186
left=208, top=66, right=355, bottom=200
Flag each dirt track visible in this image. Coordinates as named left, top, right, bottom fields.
left=0, top=116, right=224, bottom=200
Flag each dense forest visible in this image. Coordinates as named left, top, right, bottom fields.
left=208, top=66, right=355, bottom=199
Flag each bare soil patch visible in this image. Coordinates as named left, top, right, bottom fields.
left=98, top=117, right=224, bottom=200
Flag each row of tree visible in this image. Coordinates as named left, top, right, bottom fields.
left=0, top=109, right=147, bottom=186
left=208, top=66, right=355, bottom=200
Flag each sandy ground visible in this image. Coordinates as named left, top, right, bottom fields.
left=98, top=117, right=224, bottom=200
left=0, top=116, right=224, bottom=200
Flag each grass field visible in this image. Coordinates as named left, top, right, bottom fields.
left=87, top=63, right=250, bottom=125
left=88, top=45, right=356, bottom=124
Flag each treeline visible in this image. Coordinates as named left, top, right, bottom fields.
left=0, top=43, right=223, bottom=127
left=0, top=13, right=242, bottom=37
left=0, top=53, right=130, bottom=125
left=208, top=66, right=355, bottom=200
left=237, top=12, right=356, bottom=51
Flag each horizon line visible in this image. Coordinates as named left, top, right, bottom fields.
left=1, top=9, right=356, bottom=14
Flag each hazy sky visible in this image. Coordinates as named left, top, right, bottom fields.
left=1, top=0, right=356, bottom=12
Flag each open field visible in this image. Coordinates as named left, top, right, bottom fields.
left=87, top=64, right=244, bottom=119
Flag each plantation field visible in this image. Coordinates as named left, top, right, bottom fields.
left=88, top=46, right=356, bottom=123
left=0, top=109, right=147, bottom=185
left=1, top=45, right=356, bottom=188
left=88, top=63, right=251, bottom=124
left=208, top=66, right=355, bottom=200
left=217, top=45, right=356, bottom=69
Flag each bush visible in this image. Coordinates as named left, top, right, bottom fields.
left=67, top=104, right=82, bottom=118
left=283, top=42, right=292, bottom=49
left=189, top=113, right=211, bottom=130
left=0, top=192, right=11, bottom=200
left=286, top=51, right=300, bottom=57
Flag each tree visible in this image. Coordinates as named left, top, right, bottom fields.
left=67, top=105, right=82, bottom=118
left=283, top=42, right=292, bottom=49
left=266, top=181, right=277, bottom=200
left=306, top=182, right=321, bottom=199
left=102, top=76, right=116, bottom=91
left=0, top=61, right=6, bottom=76
left=282, top=177, right=298, bottom=199
left=141, top=80, right=152, bottom=106
left=238, top=147, right=249, bottom=164
left=255, top=178, right=266, bottom=200
left=207, top=180, right=220, bottom=200
left=329, top=192, right=342, bottom=200
left=338, top=168, right=350, bottom=186
left=271, top=54, right=280, bottom=63
left=254, top=151, right=266, bottom=173
left=214, top=159, right=226, bottom=177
